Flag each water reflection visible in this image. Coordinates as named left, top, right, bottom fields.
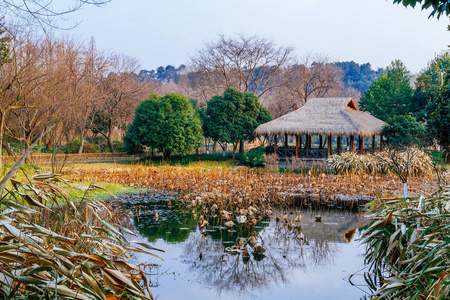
left=181, top=209, right=360, bottom=295
left=123, top=192, right=197, bottom=243
left=124, top=192, right=367, bottom=300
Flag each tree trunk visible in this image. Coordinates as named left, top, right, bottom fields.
left=2, top=141, right=13, bottom=156
left=443, top=146, right=450, bottom=164
left=46, top=140, right=53, bottom=150
left=163, top=150, right=171, bottom=161
left=107, top=130, right=114, bottom=153
left=78, top=133, right=85, bottom=154
left=233, top=143, right=237, bottom=159
left=213, top=140, right=217, bottom=153
left=239, top=139, right=244, bottom=153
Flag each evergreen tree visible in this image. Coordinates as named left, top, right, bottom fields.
left=124, top=93, right=203, bottom=159
left=414, top=50, right=450, bottom=120
left=360, top=60, right=414, bottom=121
left=428, top=71, right=450, bottom=163
left=203, top=88, right=271, bottom=158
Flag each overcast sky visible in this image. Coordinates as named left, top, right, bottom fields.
left=64, top=0, right=448, bottom=73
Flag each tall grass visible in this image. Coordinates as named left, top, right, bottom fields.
left=361, top=185, right=450, bottom=299
left=0, top=172, right=162, bottom=299
left=327, top=149, right=433, bottom=176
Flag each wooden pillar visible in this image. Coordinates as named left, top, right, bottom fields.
left=380, top=134, right=383, bottom=151
left=350, top=135, right=355, bottom=154
left=337, top=136, right=342, bottom=152
left=299, top=135, right=303, bottom=149
left=319, top=135, right=323, bottom=149
left=308, top=135, right=312, bottom=149
left=372, top=135, right=376, bottom=151
left=285, top=133, right=288, bottom=148
left=359, top=136, right=364, bottom=154
left=274, top=136, right=277, bottom=154
left=327, top=135, right=332, bottom=156
left=295, top=135, right=299, bottom=157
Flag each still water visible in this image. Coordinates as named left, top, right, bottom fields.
left=122, top=192, right=370, bottom=300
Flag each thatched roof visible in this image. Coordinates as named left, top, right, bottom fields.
left=255, top=97, right=385, bottom=137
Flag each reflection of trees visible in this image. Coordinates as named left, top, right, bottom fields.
left=182, top=208, right=363, bottom=295
left=205, top=217, right=270, bottom=246
left=122, top=192, right=198, bottom=243
left=122, top=192, right=365, bottom=296
left=183, top=232, right=301, bottom=294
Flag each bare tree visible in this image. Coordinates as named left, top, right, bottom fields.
left=375, top=147, right=423, bottom=198
left=6, top=35, right=60, bottom=150
left=93, top=54, right=149, bottom=152
left=0, top=0, right=110, bottom=28
left=261, top=54, right=345, bottom=117
left=0, top=31, right=44, bottom=168
left=190, top=34, right=294, bottom=100
left=285, top=54, right=343, bottom=106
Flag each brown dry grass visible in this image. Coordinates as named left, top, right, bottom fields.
left=68, top=164, right=438, bottom=209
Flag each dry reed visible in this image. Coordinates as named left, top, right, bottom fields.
left=69, top=164, right=437, bottom=216
left=327, top=149, right=433, bottom=176
left=264, top=154, right=279, bottom=171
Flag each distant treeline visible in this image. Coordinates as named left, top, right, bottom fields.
left=139, top=61, right=383, bottom=94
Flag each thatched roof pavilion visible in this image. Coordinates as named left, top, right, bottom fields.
left=254, top=97, right=386, bottom=157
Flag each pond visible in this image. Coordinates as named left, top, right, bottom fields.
left=121, top=192, right=371, bottom=300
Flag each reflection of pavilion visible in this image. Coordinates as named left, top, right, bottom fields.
left=182, top=208, right=363, bottom=295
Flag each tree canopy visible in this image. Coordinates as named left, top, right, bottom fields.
left=203, top=88, right=272, bottom=158
left=360, top=60, right=414, bottom=121
left=414, top=50, right=450, bottom=119
left=334, top=61, right=381, bottom=93
left=124, top=93, right=203, bottom=159
left=382, top=115, right=426, bottom=148
left=393, top=0, right=450, bottom=18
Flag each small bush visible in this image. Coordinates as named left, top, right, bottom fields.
left=242, top=146, right=265, bottom=167
left=139, top=152, right=237, bottom=166
left=85, top=136, right=124, bottom=152
left=61, top=139, right=99, bottom=154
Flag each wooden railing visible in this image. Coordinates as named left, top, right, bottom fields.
left=266, top=146, right=373, bottom=159
left=276, top=147, right=329, bottom=159
left=265, top=146, right=331, bottom=159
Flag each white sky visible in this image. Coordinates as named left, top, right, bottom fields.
left=63, top=0, right=449, bottom=74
